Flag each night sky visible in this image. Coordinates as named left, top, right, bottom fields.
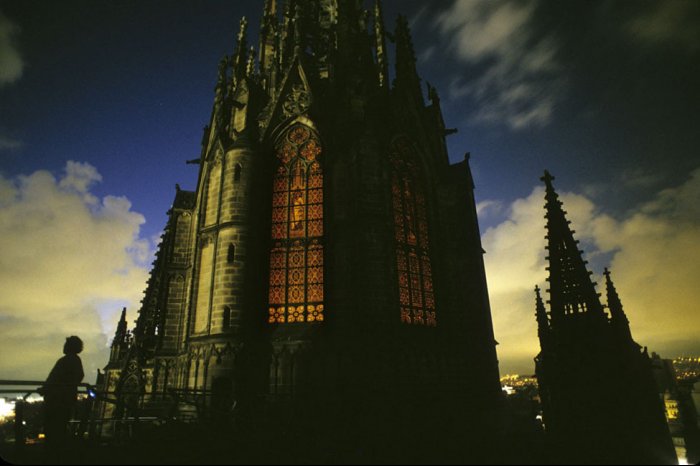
left=1, top=0, right=699, bottom=382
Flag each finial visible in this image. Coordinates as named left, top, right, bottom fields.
left=264, top=0, right=277, bottom=17
left=293, top=3, right=303, bottom=54
left=217, top=55, right=228, bottom=84
left=541, top=169, right=555, bottom=185
left=238, top=16, right=248, bottom=43
left=246, top=46, right=255, bottom=76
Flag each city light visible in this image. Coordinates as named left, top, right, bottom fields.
left=0, top=398, right=15, bottom=421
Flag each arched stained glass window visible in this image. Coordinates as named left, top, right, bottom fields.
left=391, top=137, right=436, bottom=326
left=268, top=124, right=324, bottom=324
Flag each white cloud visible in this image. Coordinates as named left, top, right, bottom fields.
left=436, top=0, right=563, bottom=130
left=476, top=199, right=505, bottom=218
left=0, top=10, right=23, bottom=86
left=0, top=162, right=151, bottom=383
left=483, top=168, right=700, bottom=374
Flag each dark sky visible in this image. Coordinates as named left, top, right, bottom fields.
left=1, top=0, right=699, bottom=379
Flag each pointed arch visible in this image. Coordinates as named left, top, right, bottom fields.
left=268, top=122, right=324, bottom=324
left=390, top=136, right=437, bottom=326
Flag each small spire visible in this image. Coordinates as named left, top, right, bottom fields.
left=535, top=285, right=550, bottom=348
left=232, top=17, right=249, bottom=85
left=259, top=0, right=279, bottom=74
left=216, top=55, right=228, bottom=87
left=263, top=0, right=277, bottom=17
left=293, top=3, right=303, bottom=56
left=112, top=307, right=128, bottom=347
left=246, top=46, right=256, bottom=77
left=605, top=268, right=633, bottom=342
left=373, top=0, right=389, bottom=89
left=394, top=15, right=423, bottom=105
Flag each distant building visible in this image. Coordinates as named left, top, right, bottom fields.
left=651, top=353, right=700, bottom=464
left=533, top=171, right=677, bottom=464
left=95, top=0, right=503, bottom=461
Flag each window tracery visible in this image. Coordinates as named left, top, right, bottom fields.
left=391, top=138, right=437, bottom=326
left=268, top=124, right=324, bottom=323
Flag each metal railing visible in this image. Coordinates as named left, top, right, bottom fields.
left=0, top=379, right=102, bottom=449
left=0, top=380, right=245, bottom=453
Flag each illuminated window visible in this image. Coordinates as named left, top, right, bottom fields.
left=268, top=124, right=324, bottom=324
left=391, top=137, right=436, bottom=326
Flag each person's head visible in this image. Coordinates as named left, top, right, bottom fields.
left=63, top=336, right=83, bottom=355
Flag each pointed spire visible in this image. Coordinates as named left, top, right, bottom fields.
left=394, top=15, right=423, bottom=105
left=293, top=2, right=303, bottom=56
left=542, top=170, right=605, bottom=325
left=279, top=0, right=294, bottom=68
left=232, top=16, right=249, bottom=85
left=604, top=268, right=633, bottom=342
left=535, top=285, right=550, bottom=347
left=264, top=0, right=277, bottom=17
left=246, top=46, right=256, bottom=77
left=259, top=0, right=279, bottom=74
left=112, top=307, right=128, bottom=347
left=373, top=0, right=389, bottom=89
left=215, top=55, right=228, bottom=100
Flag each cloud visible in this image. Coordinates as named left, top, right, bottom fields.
left=625, top=0, right=700, bottom=52
left=0, top=162, right=151, bottom=383
left=0, top=135, right=22, bottom=151
left=0, top=10, right=23, bottom=86
left=436, top=0, right=563, bottom=130
left=476, top=199, right=505, bottom=219
left=483, top=168, right=700, bottom=374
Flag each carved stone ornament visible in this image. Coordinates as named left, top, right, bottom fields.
left=282, top=84, right=311, bottom=119
left=200, top=233, right=215, bottom=247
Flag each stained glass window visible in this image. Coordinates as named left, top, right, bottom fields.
left=268, top=124, right=324, bottom=323
left=391, top=137, right=437, bottom=326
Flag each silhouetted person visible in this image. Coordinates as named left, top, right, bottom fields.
left=40, top=336, right=84, bottom=459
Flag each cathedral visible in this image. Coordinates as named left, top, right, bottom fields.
left=533, top=171, right=677, bottom=464
left=96, top=0, right=503, bottom=462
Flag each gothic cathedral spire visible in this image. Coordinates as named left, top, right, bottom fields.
left=542, top=170, right=605, bottom=324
